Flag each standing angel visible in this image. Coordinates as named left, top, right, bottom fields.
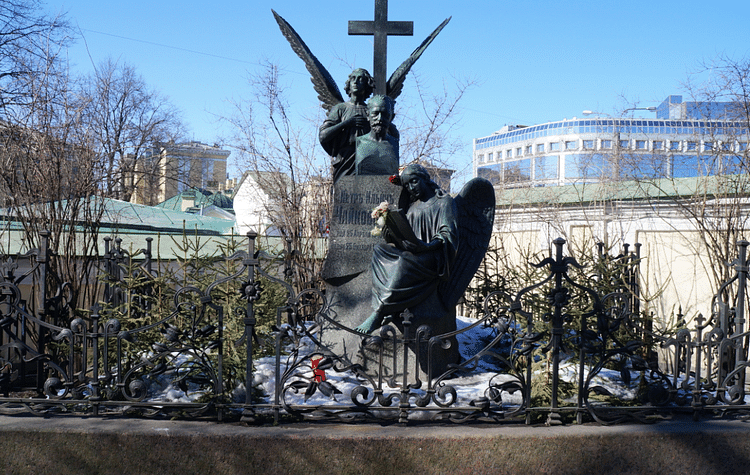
left=319, top=68, right=395, bottom=182
left=272, top=10, right=450, bottom=183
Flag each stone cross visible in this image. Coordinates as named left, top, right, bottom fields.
left=348, top=0, right=413, bottom=95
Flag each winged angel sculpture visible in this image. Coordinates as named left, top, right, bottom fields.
left=272, top=11, right=450, bottom=183
left=356, top=164, right=495, bottom=368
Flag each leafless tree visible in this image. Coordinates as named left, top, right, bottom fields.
left=0, top=6, right=186, bottom=311
left=224, top=61, right=330, bottom=291
left=624, top=55, right=750, bottom=295
left=396, top=73, right=475, bottom=188
left=0, top=11, right=104, bottom=310
left=0, top=0, right=71, bottom=115
left=81, top=58, right=185, bottom=202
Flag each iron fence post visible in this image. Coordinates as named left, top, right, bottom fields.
left=274, top=236, right=294, bottom=424
left=37, top=230, right=51, bottom=391
left=145, top=237, right=153, bottom=274
left=399, top=313, right=413, bottom=424
left=735, top=240, right=748, bottom=389
left=547, top=237, right=566, bottom=426
left=91, top=307, right=101, bottom=415
left=242, top=232, right=258, bottom=422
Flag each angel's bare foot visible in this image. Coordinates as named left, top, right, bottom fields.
left=355, top=312, right=383, bottom=335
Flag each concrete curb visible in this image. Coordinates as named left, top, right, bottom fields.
left=0, top=414, right=749, bottom=474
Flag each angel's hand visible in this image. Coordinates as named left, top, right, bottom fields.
left=345, top=115, right=368, bottom=129
left=403, top=239, right=441, bottom=253
left=402, top=240, right=426, bottom=253
left=382, top=226, right=395, bottom=244
left=424, top=240, right=443, bottom=252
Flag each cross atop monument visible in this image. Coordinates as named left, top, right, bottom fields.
left=348, top=0, right=413, bottom=95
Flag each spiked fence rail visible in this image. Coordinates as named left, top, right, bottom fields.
left=0, top=231, right=748, bottom=424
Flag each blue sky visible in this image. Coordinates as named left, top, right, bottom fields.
left=45, top=0, right=750, bottom=181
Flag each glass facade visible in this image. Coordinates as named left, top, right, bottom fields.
left=504, top=159, right=531, bottom=183
left=474, top=105, right=750, bottom=188
left=565, top=154, right=606, bottom=181
left=535, top=155, right=559, bottom=180
left=475, top=118, right=749, bottom=151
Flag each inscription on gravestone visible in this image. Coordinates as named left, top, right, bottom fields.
left=321, top=175, right=397, bottom=361
left=323, top=176, right=397, bottom=282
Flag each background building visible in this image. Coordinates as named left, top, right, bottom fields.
left=130, top=141, right=230, bottom=205
left=473, top=96, right=746, bottom=188
left=476, top=94, right=750, bottom=337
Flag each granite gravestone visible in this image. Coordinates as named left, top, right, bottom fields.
left=320, top=175, right=398, bottom=363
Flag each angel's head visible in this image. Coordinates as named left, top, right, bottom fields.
left=401, top=163, right=439, bottom=202
left=345, top=68, right=374, bottom=100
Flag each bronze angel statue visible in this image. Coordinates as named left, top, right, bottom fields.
left=272, top=10, right=450, bottom=183
left=356, top=164, right=495, bottom=370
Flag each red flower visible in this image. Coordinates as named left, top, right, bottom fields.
left=388, top=174, right=401, bottom=186
left=311, top=357, right=326, bottom=383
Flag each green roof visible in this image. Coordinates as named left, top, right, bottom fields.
left=0, top=197, right=331, bottom=260
left=0, top=197, right=242, bottom=258
left=94, top=198, right=235, bottom=234
left=156, top=188, right=234, bottom=212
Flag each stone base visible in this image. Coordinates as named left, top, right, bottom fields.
left=321, top=265, right=460, bottom=379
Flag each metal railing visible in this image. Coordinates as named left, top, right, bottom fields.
left=0, top=231, right=748, bottom=424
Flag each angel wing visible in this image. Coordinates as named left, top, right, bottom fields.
left=438, top=177, right=495, bottom=309
left=386, top=17, right=451, bottom=100
left=272, top=10, right=344, bottom=111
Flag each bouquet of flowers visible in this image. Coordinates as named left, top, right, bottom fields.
left=370, top=201, right=393, bottom=236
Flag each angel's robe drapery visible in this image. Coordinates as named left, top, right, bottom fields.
left=320, top=102, right=369, bottom=183
left=371, top=190, right=459, bottom=316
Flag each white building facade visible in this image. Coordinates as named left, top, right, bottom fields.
left=473, top=96, right=748, bottom=189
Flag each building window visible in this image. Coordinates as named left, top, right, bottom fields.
left=583, top=140, right=594, bottom=150
left=537, top=143, right=545, bottom=153
left=516, top=147, right=522, bottom=156
left=687, top=142, right=697, bottom=151
left=669, top=141, right=680, bottom=151
left=549, top=142, right=561, bottom=151
left=535, top=155, right=559, bottom=180
left=565, top=153, right=605, bottom=180
left=504, top=159, right=532, bottom=183
left=636, top=140, right=647, bottom=150
left=506, top=149, right=513, bottom=158
left=722, top=142, right=732, bottom=151
left=704, top=141, right=713, bottom=151
left=487, top=152, right=494, bottom=162
left=565, top=140, right=578, bottom=150
left=739, top=142, right=748, bottom=151
left=653, top=141, right=663, bottom=150
left=601, top=140, right=612, bottom=149
left=619, top=140, right=630, bottom=149
left=478, top=154, right=484, bottom=163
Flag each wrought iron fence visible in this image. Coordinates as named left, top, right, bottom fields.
left=0, top=231, right=749, bottom=424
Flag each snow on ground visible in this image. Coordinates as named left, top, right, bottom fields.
left=148, top=315, right=737, bottom=408
left=249, top=316, right=621, bottom=409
